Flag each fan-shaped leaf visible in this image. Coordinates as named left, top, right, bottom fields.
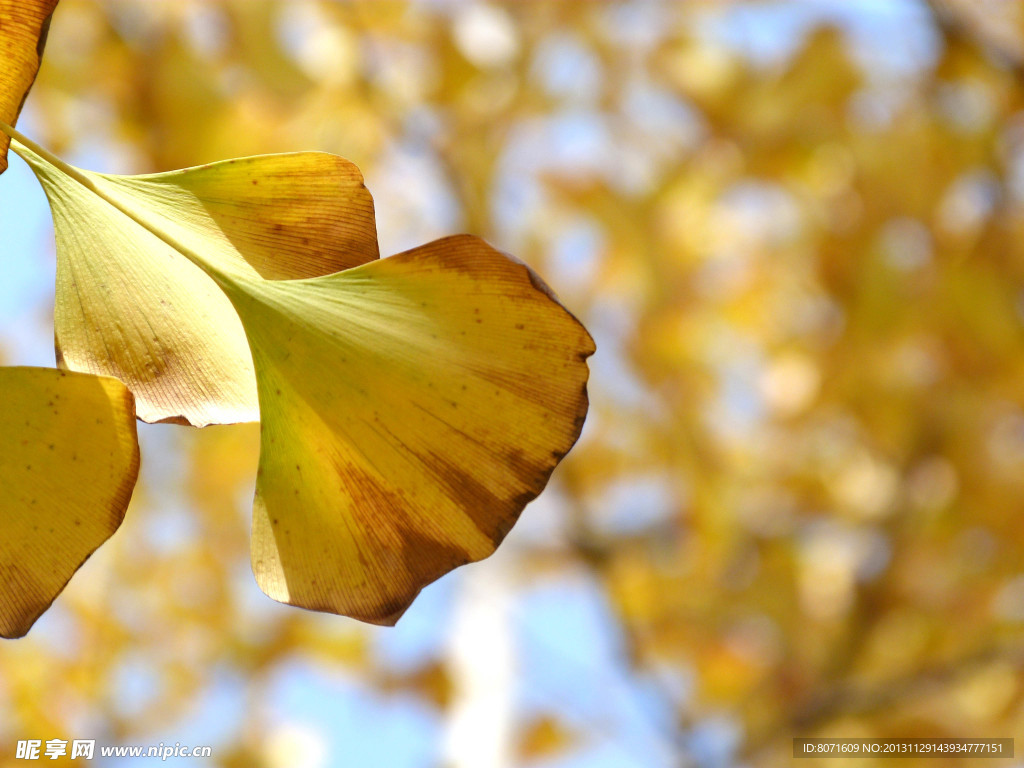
left=222, top=236, right=594, bottom=623
left=4, top=128, right=594, bottom=624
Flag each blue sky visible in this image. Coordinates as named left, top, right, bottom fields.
left=0, top=111, right=58, bottom=368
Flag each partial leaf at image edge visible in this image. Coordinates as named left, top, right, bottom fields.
left=0, top=367, right=139, bottom=639
left=11, top=138, right=379, bottom=426
left=0, top=0, right=59, bottom=174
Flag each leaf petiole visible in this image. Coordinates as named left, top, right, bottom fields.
left=0, top=118, right=236, bottom=287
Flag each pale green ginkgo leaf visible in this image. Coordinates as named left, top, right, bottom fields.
left=13, top=139, right=378, bottom=425
left=0, top=367, right=139, bottom=638
left=3, top=125, right=594, bottom=624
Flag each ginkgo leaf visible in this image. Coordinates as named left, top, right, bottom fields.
left=2, top=124, right=594, bottom=624
left=11, top=139, right=378, bottom=425
left=0, top=0, right=58, bottom=175
left=220, top=236, right=594, bottom=624
left=0, top=367, right=139, bottom=639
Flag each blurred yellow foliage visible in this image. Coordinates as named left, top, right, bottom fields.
left=6, top=1, right=1024, bottom=766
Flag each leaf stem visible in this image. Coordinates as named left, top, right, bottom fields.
left=0, top=119, right=237, bottom=288
left=0, top=119, right=93, bottom=186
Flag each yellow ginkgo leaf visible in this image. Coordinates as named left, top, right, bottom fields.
left=0, top=367, right=139, bottom=639
left=12, top=139, right=378, bottom=425
left=2, top=124, right=594, bottom=624
left=221, top=236, right=594, bottom=624
left=0, top=0, right=58, bottom=174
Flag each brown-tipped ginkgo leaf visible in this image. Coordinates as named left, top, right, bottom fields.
left=0, top=0, right=58, bottom=175
left=221, top=236, right=594, bottom=624
left=11, top=138, right=378, bottom=426
left=0, top=367, right=139, bottom=639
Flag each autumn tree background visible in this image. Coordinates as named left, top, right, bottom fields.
left=3, top=1, right=1024, bottom=766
